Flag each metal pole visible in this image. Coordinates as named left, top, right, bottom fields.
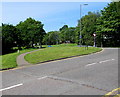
left=79, top=4, right=88, bottom=47
left=101, top=33, right=103, bottom=48
left=94, top=36, right=95, bottom=47
left=93, top=33, right=96, bottom=47
left=80, top=4, right=82, bottom=46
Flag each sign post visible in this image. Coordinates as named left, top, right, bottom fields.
left=93, top=32, right=96, bottom=47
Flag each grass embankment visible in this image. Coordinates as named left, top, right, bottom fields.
left=0, top=44, right=76, bottom=70
left=1, top=44, right=102, bottom=70
left=1, top=48, right=38, bottom=70
left=25, top=46, right=102, bottom=64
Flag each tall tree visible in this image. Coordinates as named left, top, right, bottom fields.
left=59, top=25, right=76, bottom=43
left=65, top=27, right=76, bottom=43
left=43, top=31, right=59, bottom=45
left=0, top=26, right=2, bottom=55
left=96, top=2, right=120, bottom=47
left=76, top=12, right=100, bottom=46
left=16, top=17, right=46, bottom=48
left=59, top=25, right=68, bottom=43
left=2, top=24, right=18, bottom=54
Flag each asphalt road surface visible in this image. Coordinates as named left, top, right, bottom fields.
left=1, top=48, right=119, bottom=95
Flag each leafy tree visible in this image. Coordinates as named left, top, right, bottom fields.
left=2, top=24, right=18, bottom=54
left=96, top=2, right=120, bottom=47
left=59, top=25, right=68, bottom=43
left=59, top=25, right=76, bottom=43
left=16, top=17, right=46, bottom=48
left=0, top=26, right=2, bottom=55
left=76, top=12, right=100, bottom=46
left=43, top=31, right=59, bottom=45
left=65, top=27, right=76, bottom=43
left=59, top=25, right=68, bottom=31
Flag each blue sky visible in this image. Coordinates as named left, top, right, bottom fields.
left=2, top=2, right=110, bottom=32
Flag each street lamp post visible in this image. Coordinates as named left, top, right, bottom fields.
left=79, top=4, right=88, bottom=47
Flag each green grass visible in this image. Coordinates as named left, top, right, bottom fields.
left=1, top=44, right=76, bottom=69
left=1, top=48, right=38, bottom=69
left=25, top=46, right=102, bottom=64
left=41, top=43, right=77, bottom=48
left=1, top=44, right=102, bottom=70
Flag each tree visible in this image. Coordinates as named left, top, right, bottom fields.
left=65, top=27, right=76, bottom=43
left=2, top=24, right=18, bottom=54
left=16, top=17, right=46, bottom=48
left=59, top=25, right=76, bottom=43
left=43, top=31, right=59, bottom=45
left=59, top=25, right=68, bottom=43
left=0, top=26, right=2, bottom=55
left=96, top=2, right=120, bottom=47
left=76, top=12, right=101, bottom=46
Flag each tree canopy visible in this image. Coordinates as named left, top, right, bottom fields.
left=43, top=31, right=59, bottom=45
left=76, top=12, right=101, bottom=46
left=16, top=17, right=46, bottom=48
left=2, top=24, right=18, bottom=54
left=59, top=25, right=76, bottom=43
left=2, top=1, right=120, bottom=54
left=96, top=2, right=120, bottom=47
left=2, top=18, right=46, bottom=54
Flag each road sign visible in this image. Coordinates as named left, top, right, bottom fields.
left=93, top=33, right=96, bottom=37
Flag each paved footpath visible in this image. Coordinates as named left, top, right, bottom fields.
left=17, top=49, right=42, bottom=67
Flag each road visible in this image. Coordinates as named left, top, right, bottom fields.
left=1, top=48, right=118, bottom=95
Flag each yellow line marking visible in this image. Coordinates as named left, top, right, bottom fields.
left=105, top=88, right=120, bottom=96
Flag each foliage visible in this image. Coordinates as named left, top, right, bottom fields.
left=2, top=17, right=46, bottom=54
left=96, top=2, right=120, bottom=47
left=76, top=12, right=101, bottom=46
left=2, top=1, right=120, bottom=56
left=43, top=31, right=59, bottom=45
left=59, top=25, right=76, bottom=43
left=2, top=24, right=18, bottom=54
left=16, top=17, right=46, bottom=48
left=0, top=26, right=2, bottom=55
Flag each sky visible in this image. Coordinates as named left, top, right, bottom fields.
left=2, top=2, right=110, bottom=32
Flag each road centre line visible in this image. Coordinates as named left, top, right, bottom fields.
left=38, top=76, right=48, bottom=80
left=86, top=59, right=115, bottom=67
left=99, top=59, right=115, bottom=63
left=86, top=63, right=97, bottom=67
left=0, top=83, right=23, bottom=92
left=0, top=58, right=115, bottom=92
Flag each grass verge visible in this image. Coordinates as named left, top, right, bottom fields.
left=25, top=46, right=102, bottom=64
left=1, top=44, right=76, bottom=70
left=1, top=48, right=38, bottom=70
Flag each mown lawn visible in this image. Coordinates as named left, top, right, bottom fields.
left=1, top=44, right=102, bottom=70
left=25, top=46, right=102, bottom=64
left=1, top=48, right=38, bottom=70
left=1, top=44, right=76, bottom=70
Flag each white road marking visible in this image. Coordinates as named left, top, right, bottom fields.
left=0, top=76, right=48, bottom=92
left=111, top=59, right=115, bottom=61
left=99, top=59, right=115, bottom=63
left=0, top=83, right=23, bottom=91
left=86, top=59, right=115, bottom=67
left=86, top=63, right=97, bottom=67
left=38, top=76, right=48, bottom=80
